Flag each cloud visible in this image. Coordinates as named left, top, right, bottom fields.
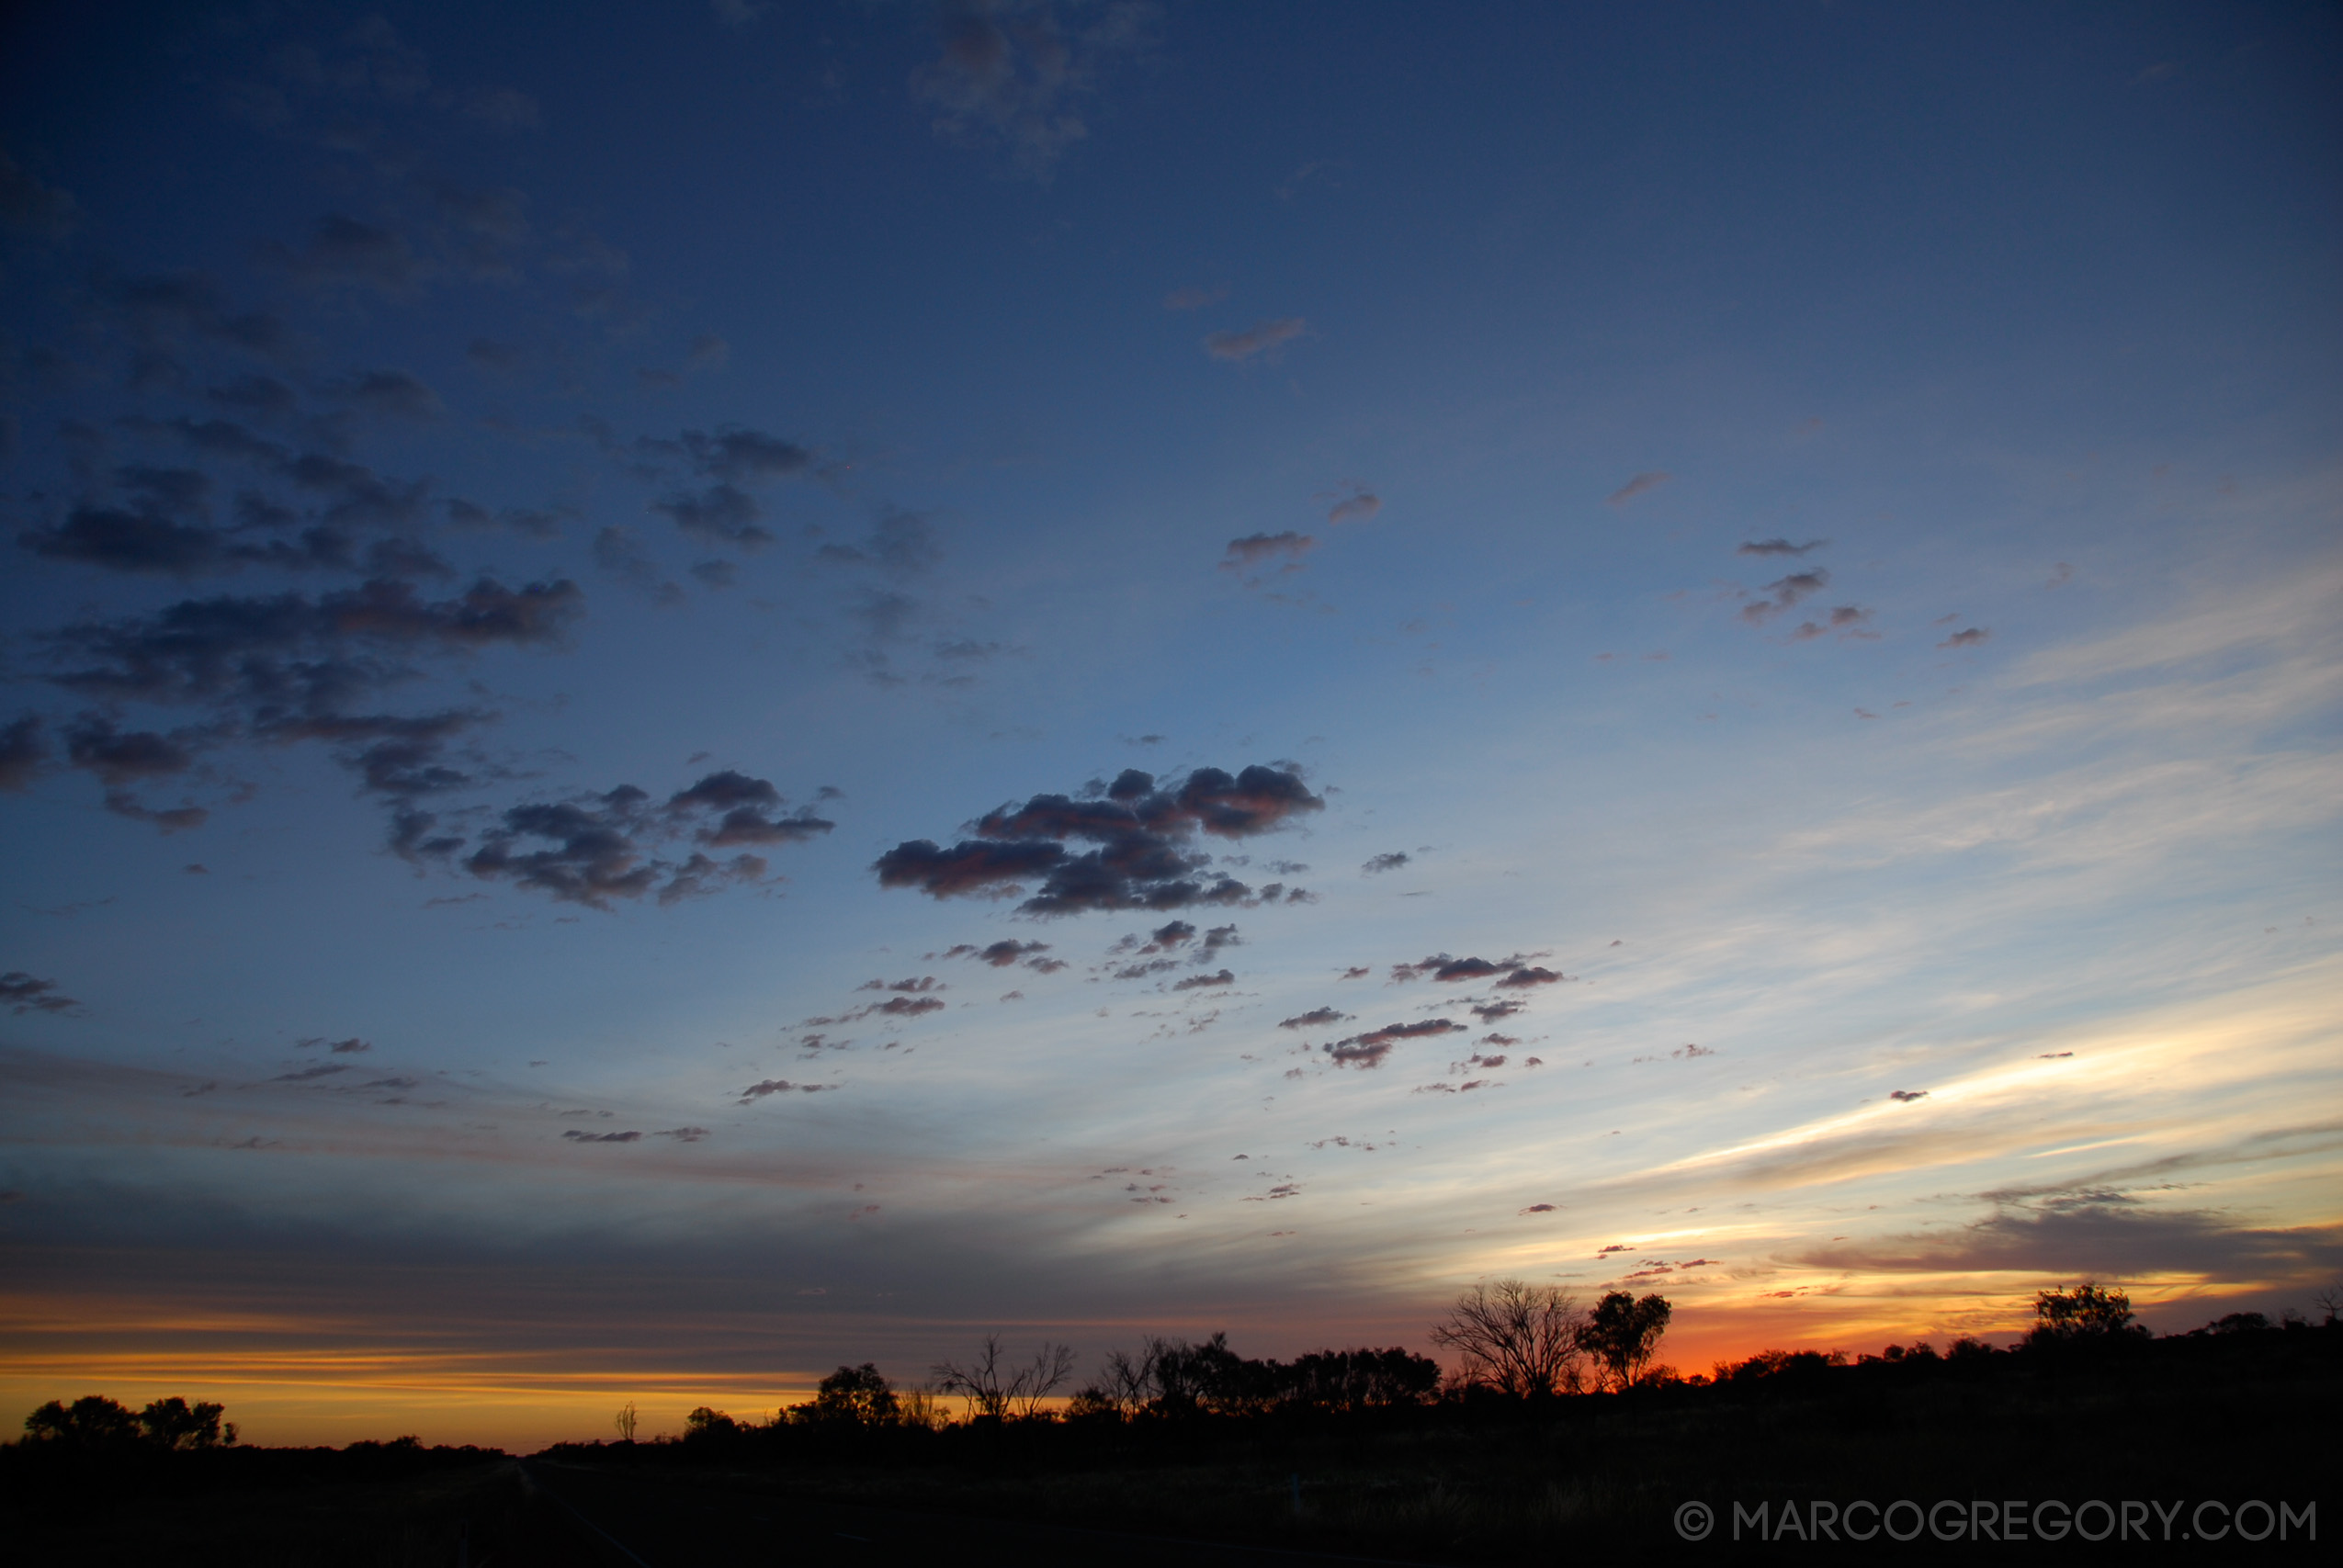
left=1520, top=1202, right=1556, bottom=1214
left=1938, top=626, right=1992, bottom=649
left=2047, top=561, right=2074, bottom=588
left=1326, top=489, right=1380, bottom=525
left=1737, top=537, right=1826, bottom=557
left=1605, top=471, right=1670, bottom=506
left=1390, top=953, right=1556, bottom=987
left=295, top=1036, right=372, bottom=1054
left=858, top=976, right=943, bottom=993
left=266, top=213, right=423, bottom=294
left=594, top=525, right=684, bottom=604
left=0, top=148, right=79, bottom=240
left=638, top=426, right=821, bottom=549
left=0, top=717, right=47, bottom=790
left=1887, top=1089, right=1930, bottom=1102
left=560, top=1129, right=641, bottom=1143
left=1163, top=285, right=1225, bottom=310
left=874, top=763, right=1322, bottom=916
left=1741, top=569, right=1830, bottom=625
left=1204, top=318, right=1306, bottom=361
left=651, top=483, right=770, bottom=547
left=271, top=1064, right=349, bottom=1082
left=89, top=271, right=292, bottom=360
left=460, top=773, right=819, bottom=909
left=1471, top=1000, right=1522, bottom=1022
left=738, top=1078, right=838, bottom=1103
left=1279, top=1007, right=1349, bottom=1030
left=910, top=0, right=1152, bottom=179
left=667, top=770, right=834, bottom=848
left=1, top=973, right=81, bottom=1016
left=1222, top=531, right=1314, bottom=568
left=942, top=939, right=1055, bottom=969
left=335, top=369, right=442, bottom=421
left=1322, top=1018, right=1462, bottom=1068
left=1797, top=1204, right=2342, bottom=1290
left=1361, top=852, right=1409, bottom=875
left=48, top=577, right=583, bottom=710
left=1172, top=968, right=1234, bottom=991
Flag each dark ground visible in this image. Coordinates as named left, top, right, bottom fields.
left=3, top=1329, right=2333, bottom=1565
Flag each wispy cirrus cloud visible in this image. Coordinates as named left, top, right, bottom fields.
left=1204, top=317, right=1305, bottom=362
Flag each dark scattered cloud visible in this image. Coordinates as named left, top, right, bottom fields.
left=1471, top=1000, right=1522, bottom=1022
left=1205, top=318, right=1305, bottom=362
left=1, top=972, right=82, bottom=1016
left=1322, top=1018, right=1462, bottom=1068
left=334, top=368, right=442, bottom=421
left=739, top=1078, right=838, bottom=1103
left=1340, top=965, right=1371, bottom=980
left=294, top=1036, right=372, bottom=1054
left=1787, top=604, right=1874, bottom=642
left=858, top=976, right=943, bottom=993
left=1326, top=488, right=1380, bottom=525
left=874, top=763, right=1322, bottom=916
left=634, top=425, right=822, bottom=549
left=1796, top=1202, right=2343, bottom=1294
left=1222, top=531, right=1313, bottom=570
left=0, top=147, right=80, bottom=239
left=459, top=769, right=824, bottom=909
left=1741, top=569, right=1829, bottom=625
left=62, top=716, right=198, bottom=784
left=1605, top=471, right=1670, bottom=506
left=1938, top=626, right=1992, bottom=649
left=593, top=525, right=684, bottom=604
left=561, top=1129, right=641, bottom=1143
left=265, top=213, right=423, bottom=295
left=1361, top=852, right=1409, bottom=875
left=88, top=270, right=292, bottom=362
left=1172, top=968, right=1234, bottom=991
left=1390, top=953, right=1556, bottom=987
left=1738, top=537, right=1826, bottom=557
left=911, top=0, right=1154, bottom=179
left=1888, top=1089, right=1929, bottom=1102
left=1280, top=1007, right=1349, bottom=1030
left=271, top=1063, right=349, bottom=1082
left=1520, top=1202, right=1556, bottom=1214
left=939, top=939, right=1059, bottom=973
left=46, top=576, right=583, bottom=707
left=668, top=771, right=834, bottom=848
left=651, top=482, right=768, bottom=547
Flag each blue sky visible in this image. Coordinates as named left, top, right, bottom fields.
left=2, top=0, right=2337, bottom=1447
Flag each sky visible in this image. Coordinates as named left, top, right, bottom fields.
left=1, top=0, right=2337, bottom=1450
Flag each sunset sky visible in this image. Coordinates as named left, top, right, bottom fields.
left=2, top=1, right=2337, bottom=1451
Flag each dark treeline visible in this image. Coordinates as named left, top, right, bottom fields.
left=4, top=1394, right=501, bottom=1492
left=6, top=1284, right=2337, bottom=1563
left=533, top=1280, right=2342, bottom=1472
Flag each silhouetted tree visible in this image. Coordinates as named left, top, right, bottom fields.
left=24, top=1395, right=143, bottom=1450
left=1581, top=1292, right=1672, bottom=1391
left=2028, top=1282, right=2146, bottom=1345
left=613, top=1401, right=638, bottom=1442
left=934, top=1334, right=1076, bottom=1419
left=683, top=1405, right=741, bottom=1441
left=798, top=1363, right=900, bottom=1426
left=1074, top=1337, right=1172, bottom=1417
left=1431, top=1280, right=1586, bottom=1397
left=137, top=1396, right=230, bottom=1449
